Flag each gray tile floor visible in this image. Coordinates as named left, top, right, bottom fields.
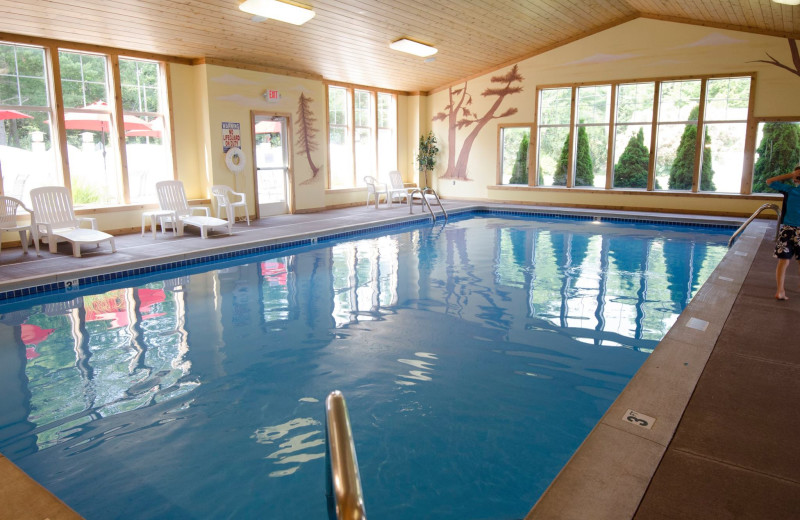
left=1, top=200, right=796, bottom=519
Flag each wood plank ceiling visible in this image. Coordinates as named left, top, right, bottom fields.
left=0, top=0, right=798, bottom=93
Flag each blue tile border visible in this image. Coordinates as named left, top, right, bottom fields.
left=0, top=209, right=737, bottom=304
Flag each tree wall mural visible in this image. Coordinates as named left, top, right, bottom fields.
left=296, top=93, right=321, bottom=184
left=753, top=38, right=800, bottom=78
left=433, top=65, right=524, bottom=180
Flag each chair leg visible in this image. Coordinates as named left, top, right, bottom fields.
left=109, top=237, right=117, bottom=253
left=72, top=243, right=81, bottom=258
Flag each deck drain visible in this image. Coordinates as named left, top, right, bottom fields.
left=718, top=276, right=734, bottom=282
left=623, top=409, right=655, bottom=429
left=734, top=251, right=748, bottom=256
left=686, top=317, right=709, bottom=331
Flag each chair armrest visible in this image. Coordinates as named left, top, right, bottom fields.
left=77, top=217, right=98, bottom=230
left=191, top=206, right=210, bottom=217
left=232, top=191, right=246, bottom=203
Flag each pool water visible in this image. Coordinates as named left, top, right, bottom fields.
left=0, top=215, right=730, bottom=519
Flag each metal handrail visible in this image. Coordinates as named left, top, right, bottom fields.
left=408, top=187, right=448, bottom=222
left=727, top=203, right=780, bottom=247
left=325, top=390, right=366, bottom=520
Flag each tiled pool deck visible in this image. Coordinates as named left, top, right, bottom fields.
left=1, top=200, right=797, bottom=519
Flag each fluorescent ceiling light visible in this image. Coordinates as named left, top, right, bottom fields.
left=239, top=0, right=315, bottom=25
left=773, top=0, right=800, bottom=5
left=390, top=39, right=438, bottom=57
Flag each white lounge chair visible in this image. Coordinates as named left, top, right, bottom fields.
left=212, top=185, right=250, bottom=225
left=30, top=186, right=116, bottom=257
left=0, top=195, right=33, bottom=255
left=387, top=171, right=412, bottom=206
left=156, top=180, right=232, bottom=239
left=364, top=176, right=387, bottom=208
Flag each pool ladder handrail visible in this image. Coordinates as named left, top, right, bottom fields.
left=408, top=187, right=448, bottom=222
left=325, top=390, right=367, bottom=520
left=727, top=203, right=780, bottom=247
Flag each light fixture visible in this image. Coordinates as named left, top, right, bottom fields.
left=239, top=0, right=315, bottom=25
left=772, top=0, right=800, bottom=5
left=389, top=38, right=438, bottom=57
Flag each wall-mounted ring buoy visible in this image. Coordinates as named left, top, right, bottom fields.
left=225, top=147, right=246, bottom=174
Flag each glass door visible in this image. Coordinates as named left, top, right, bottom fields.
left=253, top=115, right=289, bottom=217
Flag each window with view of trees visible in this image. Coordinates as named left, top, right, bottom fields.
left=752, top=121, right=800, bottom=193
left=534, top=75, right=753, bottom=195
left=0, top=42, right=58, bottom=203
left=0, top=39, right=172, bottom=207
left=327, top=85, right=397, bottom=189
left=120, top=57, right=171, bottom=203
left=499, top=125, right=531, bottom=185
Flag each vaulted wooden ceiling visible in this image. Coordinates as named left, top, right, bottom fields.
left=1, top=1, right=798, bottom=93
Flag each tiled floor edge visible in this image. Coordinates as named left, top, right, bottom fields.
left=524, top=220, right=767, bottom=520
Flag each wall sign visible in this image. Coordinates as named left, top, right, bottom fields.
left=222, top=122, right=241, bottom=152
left=264, top=89, right=281, bottom=103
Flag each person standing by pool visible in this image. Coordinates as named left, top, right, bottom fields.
left=767, top=166, right=800, bottom=300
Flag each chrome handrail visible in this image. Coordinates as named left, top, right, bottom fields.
left=727, top=203, right=780, bottom=247
left=325, top=390, right=366, bottom=520
left=408, top=187, right=448, bottom=222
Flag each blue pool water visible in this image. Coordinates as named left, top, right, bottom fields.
left=0, top=215, right=730, bottom=519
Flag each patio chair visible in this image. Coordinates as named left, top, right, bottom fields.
left=387, top=171, right=412, bottom=206
left=212, top=185, right=250, bottom=225
left=30, top=186, right=116, bottom=257
left=0, top=195, right=33, bottom=255
left=156, top=180, right=232, bottom=239
left=364, top=176, right=387, bottom=208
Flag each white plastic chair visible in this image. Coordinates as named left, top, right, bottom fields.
left=0, top=196, right=33, bottom=255
left=156, top=180, right=232, bottom=238
left=30, top=186, right=116, bottom=257
left=364, top=176, right=387, bottom=208
left=212, top=185, right=250, bottom=225
left=387, top=171, right=412, bottom=205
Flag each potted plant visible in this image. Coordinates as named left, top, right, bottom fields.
left=416, top=131, right=439, bottom=189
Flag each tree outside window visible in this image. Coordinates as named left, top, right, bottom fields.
left=752, top=122, right=800, bottom=193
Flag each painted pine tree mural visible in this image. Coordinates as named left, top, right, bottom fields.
left=296, top=93, right=320, bottom=183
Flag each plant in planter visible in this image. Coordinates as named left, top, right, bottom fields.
left=416, top=131, right=439, bottom=189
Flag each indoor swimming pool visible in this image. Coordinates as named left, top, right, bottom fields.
left=0, top=213, right=732, bottom=519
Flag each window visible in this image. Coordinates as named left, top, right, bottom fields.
left=613, top=83, right=654, bottom=189
left=59, top=50, right=119, bottom=205
left=752, top=121, right=800, bottom=193
left=700, top=77, right=750, bottom=193
left=1, top=38, right=173, bottom=207
left=499, top=125, right=531, bottom=185
left=327, top=85, right=397, bottom=189
left=575, top=85, right=610, bottom=188
left=537, top=87, right=571, bottom=187
left=534, top=75, right=753, bottom=194
left=120, top=57, right=171, bottom=203
left=0, top=42, right=58, bottom=203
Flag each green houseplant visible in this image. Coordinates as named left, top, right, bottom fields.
left=417, top=131, right=439, bottom=189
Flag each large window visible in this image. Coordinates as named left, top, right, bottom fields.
left=327, top=85, right=397, bottom=189
left=499, top=125, right=531, bottom=185
left=0, top=43, right=58, bottom=203
left=0, top=39, right=172, bottom=207
left=534, top=75, right=753, bottom=194
left=751, top=121, right=800, bottom=193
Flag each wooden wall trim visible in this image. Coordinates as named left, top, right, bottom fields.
left=195, top=57, right=323, bottom=81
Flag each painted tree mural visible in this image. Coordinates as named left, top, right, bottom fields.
left=296, top=93, right=320, bottom=184
left=433, top=65, right=524, bottom=180
left=753, top=38, right=800, bottom=78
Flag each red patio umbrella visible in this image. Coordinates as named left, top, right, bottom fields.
left=254, top=120, right=282, bottom=134
left=63, top=101, right=152, bottom=133
left=0, top=109, right=33, bottom=121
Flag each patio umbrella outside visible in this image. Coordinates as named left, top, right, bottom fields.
left=255, top=120, right=281, bottom=134
left=0, top=109, right=34, bottom=121
left=61, top=102, right=152, bottom=165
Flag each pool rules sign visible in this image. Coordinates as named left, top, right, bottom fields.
left=222, top=122, right=241, bottom=152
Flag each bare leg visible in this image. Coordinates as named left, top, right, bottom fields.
left=776, top=258, right=790, bottom=300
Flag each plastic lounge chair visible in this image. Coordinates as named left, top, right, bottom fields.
left=30, top=186, right=116, bottom=257
left=212, top=185, right=250, bottom=225
left=387, top=171, right=412, bottom=206
left=364, top=176, right=387, bottom=208
left=156, top=180, right=232, bottom=239
left=0, top=195, right=33, bottom=255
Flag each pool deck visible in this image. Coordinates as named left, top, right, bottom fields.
left=1, top=200, right=798, bottom=519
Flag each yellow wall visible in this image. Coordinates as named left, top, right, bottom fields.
left=427, top=18, right=799, bottom=216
